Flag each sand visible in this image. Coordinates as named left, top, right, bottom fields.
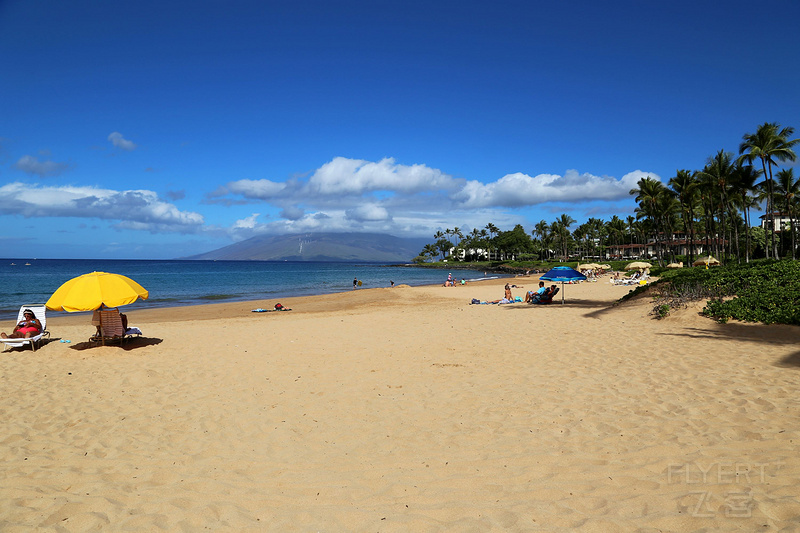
left=1, top=276, right=800, bottom=532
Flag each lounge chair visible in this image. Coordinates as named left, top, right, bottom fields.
left=531, top=287, right=559, bottom=305
left=612, top=272, right=646, bottom=285
left=0, top=304, right=50, bottom=352
left=90, top=308, right=141, bottom=345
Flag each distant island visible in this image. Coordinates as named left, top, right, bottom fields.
left=182, top=232, right=430, bottom=262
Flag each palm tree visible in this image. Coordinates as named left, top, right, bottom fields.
left=729, top=163, right=762, bottom=262
left=573, top=223, right=589, bottom=259
left=532, top=220, right=550, bottom=260
left=420, top=243, right=438, bottom=261
left=626, top=215, right=636, bottom=244
left=738, top=123, right=799, bottom=258
left=775, top=169, right=800, bottom=259
left=697, top=151, right=736, bottom=260
left=553, top=214, right=576, bottom=261
left=484, top=223, right=499, bottom=261
left=630, top=176, right=670, bottom=262
left=668, top=169, right=699, bottom=264
left=606, top=215, right=626, bottom=259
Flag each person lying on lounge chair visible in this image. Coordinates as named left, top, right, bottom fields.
left=1, top=309, right=42, bottom=339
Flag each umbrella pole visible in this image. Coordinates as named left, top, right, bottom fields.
left=561, top=281, right=565, bottom=304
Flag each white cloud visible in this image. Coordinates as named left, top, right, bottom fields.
left=210, top=156, right=656, bottom=239
left=0, top=182, right=203, bottom=232
left=14, top=155, right=71, bottom=177
left=226, top=178, right=286, bottom=199
left=452, top=169, right=662, bottom=208
left=308, top=157, right=458, bottom=195
left=346, top=204, right=390, bottom=222
left=108, top=132, right=137, bottom=151
left=233, top=213, right=260, bottom=229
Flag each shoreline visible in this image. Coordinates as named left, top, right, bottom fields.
left=0, top=259, right=506, bottom=321
left=3, top=277, right=800, bottom=530
left=38, top=276, right=513, bottom=328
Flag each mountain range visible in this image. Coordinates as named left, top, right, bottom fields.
left=183, top=232, right=430, bottom=262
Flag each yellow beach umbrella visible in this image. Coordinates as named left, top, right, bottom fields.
left=46, top=272, right=149, bottom=312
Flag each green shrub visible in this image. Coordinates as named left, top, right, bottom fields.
left=641, top=260, right=800, bottom=325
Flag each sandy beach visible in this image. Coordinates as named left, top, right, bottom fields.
left=2, top=276, right=799, bottom=532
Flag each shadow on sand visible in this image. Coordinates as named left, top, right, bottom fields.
left=67, top=336, right=163, bottom=351
left=499, top=298, right=615, bottom=312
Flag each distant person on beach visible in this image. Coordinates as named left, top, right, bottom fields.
left=504, top=283, right=513, bottom=300
left=1, top=309, right=42, bottom=339
left=390, top=280, right=394, bottom=287
left=353, top=277, right=358, bottom=289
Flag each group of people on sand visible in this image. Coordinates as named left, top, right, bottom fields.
left=1, top=308, right=42, bottom=339
left=443, top=273, right=466, bottom=287
left=524, top=281, right=558, bottom=304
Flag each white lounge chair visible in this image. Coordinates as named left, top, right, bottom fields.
left=0, top=304, right=50, bottom=352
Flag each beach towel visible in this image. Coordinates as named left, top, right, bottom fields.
left=252, top=306, right=292, bottom=313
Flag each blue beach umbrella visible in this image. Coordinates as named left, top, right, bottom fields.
left=539, top=266, right=587, bottom=304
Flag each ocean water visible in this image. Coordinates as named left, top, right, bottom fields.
left=0, top=259, right=497, bottom=320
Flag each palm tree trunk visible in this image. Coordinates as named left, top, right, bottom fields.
left=767, top=163, right=777, bottom=259
left=744, top=207, right=751, bottom=263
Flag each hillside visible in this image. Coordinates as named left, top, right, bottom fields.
left=183, top=232, right=429, bottom=262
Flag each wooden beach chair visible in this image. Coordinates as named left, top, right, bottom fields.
left=90, top=308, right=141, bottom=345
left=0, top=304, right=50, bottom=352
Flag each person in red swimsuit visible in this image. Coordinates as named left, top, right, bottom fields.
left=1, top=309, right=42, bottom=339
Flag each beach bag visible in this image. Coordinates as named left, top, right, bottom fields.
left=471, top=298, right=480, bottom=305
left=275, top=303, right=284, bottom=310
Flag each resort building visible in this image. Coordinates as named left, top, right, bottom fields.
left=760, top=212, right=793, bottom=232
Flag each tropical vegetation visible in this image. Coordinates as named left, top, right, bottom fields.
left=415, top=122, right=798, bottom=267
left=640, top=260, right=800, bottom=325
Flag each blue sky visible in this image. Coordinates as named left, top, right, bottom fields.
left=1, top=1, right=798, bottom=259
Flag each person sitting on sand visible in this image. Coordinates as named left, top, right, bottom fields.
left=504, top=283, right=513, bottom=300
left=1, top=309, right=42, bottom=339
